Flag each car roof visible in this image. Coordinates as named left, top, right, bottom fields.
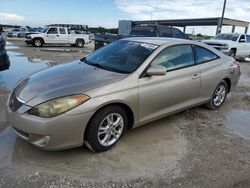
left=124, top=37, right=191, bottom=46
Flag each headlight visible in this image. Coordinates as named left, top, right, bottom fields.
left=28, top=95, right=89, bottom=118
left=26, top=35, right=32, bottom=39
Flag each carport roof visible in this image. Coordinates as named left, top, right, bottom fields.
left=132, top=17, right=249, bottom=28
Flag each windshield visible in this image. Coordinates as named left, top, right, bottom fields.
left=214, top=34, right=239, bottom=41
left=41, top=28, right=48, bottom=33
left=84, top=40, right=158, bottom=74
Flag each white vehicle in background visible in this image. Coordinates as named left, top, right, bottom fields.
left=25, top=27, right=91, bottom=48
left=203, top=33, right=250, bottom=60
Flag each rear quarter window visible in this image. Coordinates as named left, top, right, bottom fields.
left=194, top=46, right=219, bottom=64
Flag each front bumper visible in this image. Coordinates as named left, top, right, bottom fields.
left=6, top=102, right=94, bottom=151
left=25, top=39, right=33, bottom=44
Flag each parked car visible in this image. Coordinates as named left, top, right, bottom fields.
left=7, top=28, right=20, bottom=37
left=6, top=38, right=240, bottom=152
left=0, top=32, right=10, bottom=70
left=94, top=24, right=186, bottom=50
left=25, top=27, right=91, bottom=47
left=203, top=33, right=250, bottom=60
left=0, top=31, right=6, bottom=50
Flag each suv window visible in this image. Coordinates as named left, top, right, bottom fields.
left=47, top=28, right=58, bottom=34
left=59, top=28, right=66, bottom=34
left=172, top=28, right=185, bottom=39
left=246, top=35, right=250, bottom=43
left=130, top=27, right=156, bottom=37
left=152, top=45, right=195, bottom=71
left=194, top=46, right=219, bottom=64
left=159, top=27, right=172, bottom=37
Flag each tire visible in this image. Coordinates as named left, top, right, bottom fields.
left=33, top=38, right=43, bottom=47
left=205, top=80, right=228, bottom=110
left=85, top=105, right=128, bottom=152
left=229, top=49, right=236, bottom=59
left=76, top=39, right=85, bottom=48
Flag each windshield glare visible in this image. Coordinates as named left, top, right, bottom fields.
left=214, top=34, right=239, bottom=41
left=85, top=40, right=158, bottom=74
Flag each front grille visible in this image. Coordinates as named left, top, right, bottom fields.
left=9, top=92, right=23, bottom=112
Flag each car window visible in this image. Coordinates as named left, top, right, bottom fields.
left=194, top=46, right=219, bottom=64
left=159, top=27, right=172, bottom=37
left=246, top=35, right=250, bottom=43
left=172, top=28, right=185, bottom=39
left=47, top=28, right=58, bottom=34
left=152, top=45, right=195, bottom=71
left=130, top=27, right=156, bottom=37
left=59, top=28, right=66, bottom=34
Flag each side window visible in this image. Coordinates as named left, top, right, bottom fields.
left=246, top=35, right=250, bottom=43
left=194, top=46, right=219, bottom=64
left=159, top=27, right=172, bottom=37
left=47, top=28, right=58, bottom=34
left=239, top=35, right=246, bottom=42
left=59, top=28, right=66, bottom=34
left=172, top=28, right=185, bottom=39
left=152, top=45, right=195, bottom=71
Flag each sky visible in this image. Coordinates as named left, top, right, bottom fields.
left=0, top=0, right=250, bottom=35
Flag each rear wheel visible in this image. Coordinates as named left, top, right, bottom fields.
left=33, top=38, right=43, bottom=47
left=85, top=105, right=128, bottom=152
left=76, top=39, right=84, bottom=48
left=205, top=80, right=228, bottom=110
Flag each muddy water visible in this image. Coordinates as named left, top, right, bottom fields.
left=0, top=51, right=49, bottom=89
left=227, top=109, right=250, bottom=140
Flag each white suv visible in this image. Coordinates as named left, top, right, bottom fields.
left=203, top=33, right=250, bottom=60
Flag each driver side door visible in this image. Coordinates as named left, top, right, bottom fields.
left=44, top=27, right=59, bottom=43
left=138, top=44, right=201, bottom=124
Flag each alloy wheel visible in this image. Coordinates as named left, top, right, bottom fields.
left=97, top=113, right=124, bottom=146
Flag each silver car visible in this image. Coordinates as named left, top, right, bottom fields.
left=6, top=38, right=241, bottom=152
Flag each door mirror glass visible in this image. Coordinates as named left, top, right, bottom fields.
left=147, top=65, right=166, bottom=76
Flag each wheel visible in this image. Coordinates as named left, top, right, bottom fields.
left=205, top=80, right=228, bottom=110
left=33, top=38, right=43, bottom=47
left=229, top=49, right=236, bottom=59
left=76, top=39, right=84, bottom=48
left=85, top=105, right=128, bottom=152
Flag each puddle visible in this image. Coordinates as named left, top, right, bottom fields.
left=0, top=51, right=49, bottom=89
left=227, top=109, right=250, bottom=140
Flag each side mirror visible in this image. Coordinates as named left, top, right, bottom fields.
left=146, top=65, right=167, bottom=76
left=239, top=39, right=246, bottom=43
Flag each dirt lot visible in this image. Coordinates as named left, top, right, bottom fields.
left=1, top=39, right=250, bottom=188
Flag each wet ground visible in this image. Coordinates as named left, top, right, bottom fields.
left=0, top=39, right=250, bottom=187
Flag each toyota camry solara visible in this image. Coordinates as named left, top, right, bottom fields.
left=6, top=37, right=240, bottom=152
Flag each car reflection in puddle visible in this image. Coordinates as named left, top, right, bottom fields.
left=0, top=51, right=50, bottom=89
left=227, top=109, right=250, bottom=140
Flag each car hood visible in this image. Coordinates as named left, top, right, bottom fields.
left=14, top=61, right=127, bottom=106
left=202, top=39, right=233, bottom=45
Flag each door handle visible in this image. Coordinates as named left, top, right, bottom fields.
left=192, top=74, right=200, bottom=79
left=56, top=35, right=59, bottom=37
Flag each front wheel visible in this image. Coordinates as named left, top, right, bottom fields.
left=229, top=49, right=236, bottom=59
left=85, top=105, right=128, bottom=152
left=205, top=80, right=228, bottom=110
left=33, top=38, right=43, bottom=47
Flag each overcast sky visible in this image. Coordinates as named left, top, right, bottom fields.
left=0, top=0, right=250, bottom=35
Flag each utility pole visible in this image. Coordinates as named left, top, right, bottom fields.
left=218, top=0, right=227, bottom=34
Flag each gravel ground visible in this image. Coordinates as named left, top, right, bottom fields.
left=0, top=39, right=250, bottom=188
